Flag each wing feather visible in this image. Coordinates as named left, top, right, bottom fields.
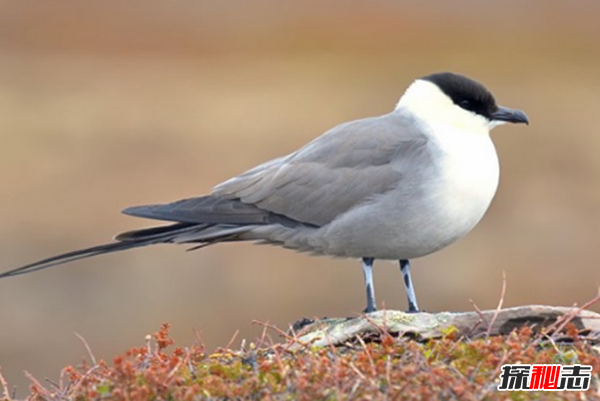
left=213, top=112, right=429, bottom=226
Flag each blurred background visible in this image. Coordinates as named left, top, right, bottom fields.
left=0, top=0, right=599, bottom=394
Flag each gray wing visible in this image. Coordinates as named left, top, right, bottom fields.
left=0, top=112, right=430, bottom=280
left=211, top=111, right=429, bottom=226
left=122, top=195, right=305, bottom=227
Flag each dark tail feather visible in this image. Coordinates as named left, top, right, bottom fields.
left=0, top=223, right=209, bottom=279
left=0, top=241, right=155, bottom=279
left=115, top=222, right=197, bottom=241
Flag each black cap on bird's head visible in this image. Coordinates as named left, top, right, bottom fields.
left=422, top=72, right=529, bottom=125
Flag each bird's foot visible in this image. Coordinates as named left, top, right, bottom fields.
left=362, top=306, right=377, bottom=314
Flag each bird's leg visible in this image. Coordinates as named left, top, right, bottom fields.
left=399, top=259, right=420, bottom=313
left=361, top=257, right=377, bottom=313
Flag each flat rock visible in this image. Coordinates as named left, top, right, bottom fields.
left=289, top=305, right=600, bottom=349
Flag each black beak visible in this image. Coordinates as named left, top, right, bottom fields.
left=491, top=106, right=529, bottom=125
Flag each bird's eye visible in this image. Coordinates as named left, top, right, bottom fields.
left=459, top=100, right=471, bottom=110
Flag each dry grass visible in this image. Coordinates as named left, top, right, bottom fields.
left=2, top=314, right=599, bottom=401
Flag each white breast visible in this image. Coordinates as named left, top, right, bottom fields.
left=307, top=123, right=501, bottom=260
left=429, top=124, right=500, bottom=244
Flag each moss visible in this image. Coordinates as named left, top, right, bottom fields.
left=2, top=321, right=599, bottom=400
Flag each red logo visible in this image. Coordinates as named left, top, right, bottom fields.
left=498, top=364, right=592, bottom=391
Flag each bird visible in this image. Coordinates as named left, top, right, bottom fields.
left=0, top=72, right=528, bottom=313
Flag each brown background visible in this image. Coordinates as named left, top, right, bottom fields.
left=0, top=0, right=599, bottom=394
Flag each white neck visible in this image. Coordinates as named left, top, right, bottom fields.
left=395, top=79, right=501, bottom=134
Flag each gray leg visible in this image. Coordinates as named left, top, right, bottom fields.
left=361, top=257, right=377, bottom=313
left=400, top=259, right=419, bottom=312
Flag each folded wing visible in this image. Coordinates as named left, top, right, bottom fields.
left=212, top=113, right=428, bottom=226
